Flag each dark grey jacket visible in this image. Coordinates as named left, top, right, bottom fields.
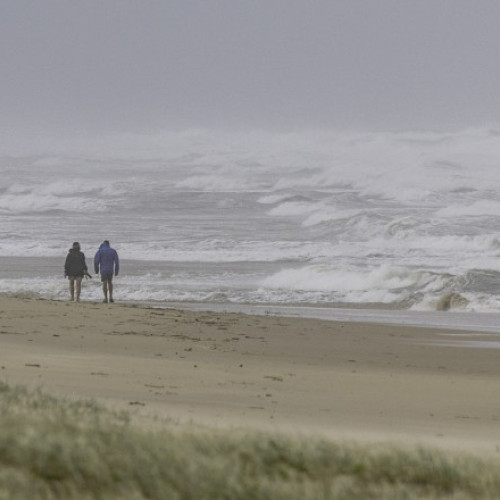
left=64, top=249, right=88, bottom=277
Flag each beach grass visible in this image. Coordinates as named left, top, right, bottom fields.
left=1, top=381, right=499, bottom=499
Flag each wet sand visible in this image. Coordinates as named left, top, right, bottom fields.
left=1, top=296, right=499, bottom=454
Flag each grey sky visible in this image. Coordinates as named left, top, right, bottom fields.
left=1, top=1, right=500, bottom=135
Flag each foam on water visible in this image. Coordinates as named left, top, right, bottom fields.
left=1, top=128, right=500, bottom=312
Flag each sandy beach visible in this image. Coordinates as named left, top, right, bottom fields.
left=1, top=295, right=499, bottom=455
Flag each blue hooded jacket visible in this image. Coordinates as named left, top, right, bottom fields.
left=94, top=242, right=119, bottom=275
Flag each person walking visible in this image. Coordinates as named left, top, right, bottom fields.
left=94, top=240, right=120, bottom=303
left=64, top=242, right=90, bottom=301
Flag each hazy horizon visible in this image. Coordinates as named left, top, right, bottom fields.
left=2, top=1, right=500, bottom=139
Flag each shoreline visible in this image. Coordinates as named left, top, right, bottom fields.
left=1, top=296, right=500, bottom=455
left=157, top=300, right=500, bottom=334
left=1, top=255, right=500, bottom=316
left=7, top=289, right=500, bottom=334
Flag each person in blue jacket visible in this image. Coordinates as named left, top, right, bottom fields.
left=94, top=240, right=120, bottom=303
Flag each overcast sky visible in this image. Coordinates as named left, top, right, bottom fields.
left=2, top=1, right=500, bottom=136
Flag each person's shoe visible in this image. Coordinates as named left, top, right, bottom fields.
left=103, top=298, right=108, bottom=303
left=109, top=298, right=114, bottom=303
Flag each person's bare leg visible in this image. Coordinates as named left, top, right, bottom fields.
left=69, top=278, right=75, bottom=301
left=102, top=281, right=108, bottom=303
left=109, top=281, right=114, bottom=303
left=76, top=277, right=82, bottom=302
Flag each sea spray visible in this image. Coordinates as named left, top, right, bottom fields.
left=1, top=128, right=500, bottom=311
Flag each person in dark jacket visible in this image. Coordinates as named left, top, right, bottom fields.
left=64, top=242, right=89, bottom=301
left=94, top=240, right=119, bottom=303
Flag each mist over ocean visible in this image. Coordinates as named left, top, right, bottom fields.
left=1, top=127, right=500, bottom=312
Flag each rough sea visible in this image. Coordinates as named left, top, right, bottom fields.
left=2, top=128, right=500, bottom=325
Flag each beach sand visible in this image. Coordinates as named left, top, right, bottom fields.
left=1, top=296, right=499, bottom=454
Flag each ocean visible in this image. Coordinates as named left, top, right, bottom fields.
left=2, top=128, right=500, bottom=320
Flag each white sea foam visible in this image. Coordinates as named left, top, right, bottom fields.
left=260, top=264, right=451, bottom=303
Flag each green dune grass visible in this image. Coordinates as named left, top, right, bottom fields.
left=0, top=381, right=499, bottom=499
